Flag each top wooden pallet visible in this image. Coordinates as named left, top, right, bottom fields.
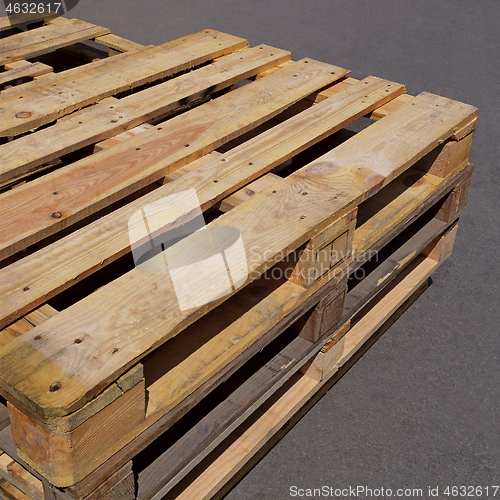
left=0, top=13, right=477, bottom=488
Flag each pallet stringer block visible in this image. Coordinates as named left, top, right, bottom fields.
left=7, top=366, right=146, bottom=488
left=285, top=208, right=357, bottom=288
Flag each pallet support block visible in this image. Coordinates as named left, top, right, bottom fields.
left=299, top=321, right=351, bottom=382
left=435, top=167, right=473, bottom=223
left=286, top=208, right=357, bottom=288
left=7, top=370, right=146, bottom=487
left=414, top=126, right=475, bottom=178
left=293, top=283, right=348, bottom=343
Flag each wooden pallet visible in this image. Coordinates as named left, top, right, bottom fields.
left=0, top=13, right=477, bottom=500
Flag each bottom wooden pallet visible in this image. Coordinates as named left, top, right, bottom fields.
left=0, top=221, right=457, bottom=500
left=172, top=249, right=448, bottom=499
left=154, top=225, right=456, bottom=500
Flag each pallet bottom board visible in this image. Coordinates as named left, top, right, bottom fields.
left=165, top=251, right=439, bottom=500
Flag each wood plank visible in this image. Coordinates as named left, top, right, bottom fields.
left=0, top=452, right=43, bottom=500
left=352, top=163, right=472, bottom=258
left=0, top=91, right=475, bottom=420
left=76, top=462, right=133, bottom=500
left=173, top=277, right=432, bottom=500
left=0, top=305, right=54, bottom=350
left=168, top=373, right=317, bottom=500
left=0, top=58, right=347, bottom=260
left=0, top=44, right=291, bottom=184
left=0, top=13, right=58, bottom=32
left=0, top=478, right=31, bottom=500
left=136, top=337, right=315, bottom=500
left=142, top=276, right=305, bottom=419
left=219, top=173, right=283, bottom=212
left=0, top=75, right=399, bottom=334
left=0, top=19, right=110, bottom=65
left=0, top=29, right=248, bottom=136
left=0, top=44, right=150, bottom=99
left=343, top=217, right=448, bottom=321
left=0, top=62, right=52, bottom=87
left=95, top=34, right=145, bottom=52
left=0, top=405, right=8, bottom=432
left=23, top=304, right=58, bottom=328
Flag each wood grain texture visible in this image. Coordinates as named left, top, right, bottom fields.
left=0, top=18, right=110, bottom=65
left=435, top=167, right=473, bottom=223
left=74, top=463, right=133, bottom=500
left=352, top=163, right=470, bottom=258
left=0, top=76, right=400, bottom=337
left=0, top=29, right=248, bottom=136
left=98, top=472, right=134, bottom=500
left=166, top=373, right=318, bottom=500
left=94, top=34, right=145, bottom=52
left=0, top=13, right=58, bottom=32
left=0, top=62, right=52, bottom=87
left=0, top=452, right=43, bottom=500
left=136, top=337, right=315, bottom=500
left=0, top=44, right=291, bottom=184
left=0, top=91, right=476, bottom=421
left=413, top=132, right=474, bottom=177
left=293, top=286, right=346, bottom=343
left=0, top=58, right=342, bottom=260
left=170, top=259, right=436, bottom=500
left=0, top=44, right=150, bottom=99
left=0, top=477, right=31, bottom=500
left=10, top=380, right=145, bottom=487
left=0, top=404, right=9, bottom=432
left=343, top=218, right=449, bottom=321
left=219, top=173, right=283, bottom=212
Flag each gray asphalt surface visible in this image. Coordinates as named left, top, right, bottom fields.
left=6, top=1, right=499, bottom=498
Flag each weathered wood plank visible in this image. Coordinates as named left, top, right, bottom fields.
left=0, top=18, right=110, bottom=65
left=136, top=336, right=315, bottom=500
left=343, top=218, right=448, bottom=321
left=95, top=34, right=145, bottom=52
left=0, top=13, right=58, bottom=32
left=0, top=92, right=476, bottom=421
left=0, top=62, right=52, bottom=87
left=219, top=173, right=283, bottom=212
left=0, top=405, right=8, bottom=432
left=0, top=452, right=43, bottom=500
left=0, top=75, right=401, bottom=334
left=0, top=44, right=291, bottom=184
left=0, top=58, right=347, bottom=260
left=0, top=29, right=248, bottom=136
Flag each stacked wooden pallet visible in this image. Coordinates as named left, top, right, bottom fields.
left=0, top=13, right=477, bottom=500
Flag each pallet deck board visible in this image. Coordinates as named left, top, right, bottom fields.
left=0, top=18, right=111, bottom=65
left=0, top=44, right=291, bottom=185
left=0, top=75, right=399, bottom=330
left=0, top=29, right=249, bottom=136
left=0, top=13, right=58, bottom=32
left=0, top=58, right=347, bottom=261
left=0, top=91, right=476, bottom=422
left=0, top=62, right=52, bottom=87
